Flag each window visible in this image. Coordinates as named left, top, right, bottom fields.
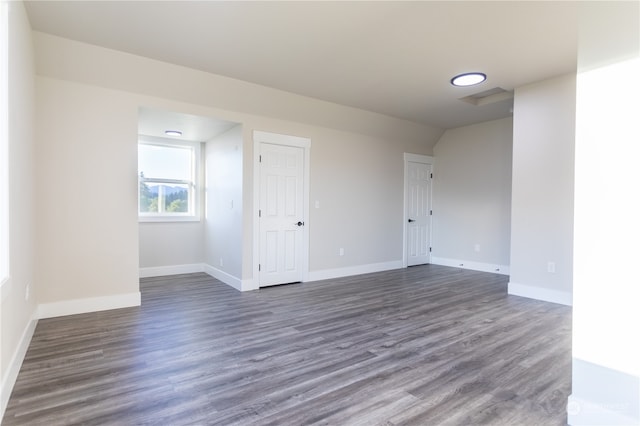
left=138, top=137, right=200, bottom=221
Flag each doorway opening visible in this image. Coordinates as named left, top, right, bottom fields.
left=137, top=106, right=242, bottom=283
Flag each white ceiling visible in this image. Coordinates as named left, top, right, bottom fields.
left=24, top=1, right=581, bottom=130
left=138, top=107, right=239, bottom=142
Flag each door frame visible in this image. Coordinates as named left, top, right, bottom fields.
left=253, top=130, right=311, bottom=287
left=403, top=153, right=434, bottom=268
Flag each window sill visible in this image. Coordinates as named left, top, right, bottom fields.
left=139, top=215, right=201, bottom=223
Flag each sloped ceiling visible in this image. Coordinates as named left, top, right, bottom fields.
left=25, top=1, right=581, bottom=129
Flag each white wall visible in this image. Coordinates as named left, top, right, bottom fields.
left=307, top=127, right=424, bottom=274
left=138, top=221, right=205, bottom=273
left=509, top=73, right=576, bottom=306
left=28, top=32, right=442, bottom=299
left=35, top=77, right=141, bottom=312
left=569, top=2, right=639, bottom=424
left=1, top=0, right=37, bottom=415
left=205, top=125, right=244, bottom=282
left=431, top=117, right=513, bottom=274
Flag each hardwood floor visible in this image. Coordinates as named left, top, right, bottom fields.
left=3, top=265, right=572, bottom=425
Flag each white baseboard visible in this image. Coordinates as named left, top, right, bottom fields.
left=203, top=264, right=256, bottom=292
left=568, top=358, right=639, bottom=425
left=567, top=394, right=638, bottom=426
left=139, top=263, right=204, bottom=278
left=431, top=256, right=510, bottom=275
left=207, top=260, right=402, bottom=291
left=1, top=311, right=38, bottom=418
left=37, top=292, right=141, bottom=319
left=508, top=281, right=572, bottom=306
left=307, top=260, right=403, bottom=282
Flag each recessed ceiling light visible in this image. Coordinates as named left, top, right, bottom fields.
left=164, top=130, right=182, bottom=137
left=451, top=72, right=487, bottom=87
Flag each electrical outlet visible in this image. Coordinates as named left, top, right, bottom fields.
left=339, top=248, right=344, bottom=256
left=25, top=283, right=31, bottom=301
left=547, top=261, right=556, bottom=273
left=219, top=258, right=224, bottom=267
left=474, top=243, right=481, bottom=252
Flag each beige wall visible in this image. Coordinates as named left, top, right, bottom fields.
left=1, top=0, right=37, bottom=414
left=509, top=73, right=576, bottom=305
left=432, top=117, right=513, bottom=272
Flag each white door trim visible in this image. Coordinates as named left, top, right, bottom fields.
left=253, top=131, right=311, bottom=286
left=403, top=153, right=434, bottom=268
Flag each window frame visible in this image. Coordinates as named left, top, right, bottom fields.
left=138, top=136, right=201, bottom=222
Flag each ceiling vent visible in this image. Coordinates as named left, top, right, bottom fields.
left=459, top=87, right=513, bottom=106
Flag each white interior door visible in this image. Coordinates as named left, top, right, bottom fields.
left=258, top=143, right=305, bottom=286
left=406, top=160, right=432, bottom=266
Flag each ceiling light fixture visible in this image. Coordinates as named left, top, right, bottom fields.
left=164, top=130, right=182, bottom=137
left=451, top=72, right=487, bottom=87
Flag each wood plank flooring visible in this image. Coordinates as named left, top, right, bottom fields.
left=3, top=265, right=572, bottom=425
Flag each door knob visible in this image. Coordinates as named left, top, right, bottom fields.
left=408, top=219, right=415, bottom=223
left=295, top=221, right=304, bottom=226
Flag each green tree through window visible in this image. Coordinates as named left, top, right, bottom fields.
left=138, top=139, right=199, bottom=219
